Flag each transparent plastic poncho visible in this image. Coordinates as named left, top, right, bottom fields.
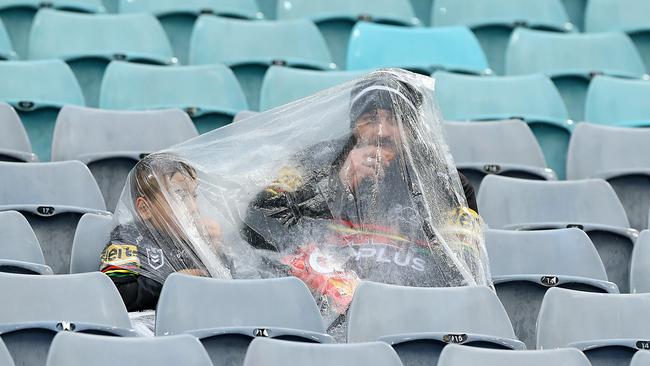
left=111, top=68, right=491, bottom=334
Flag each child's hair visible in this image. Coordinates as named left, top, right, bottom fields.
left=130, top=153, right=197, bottom=203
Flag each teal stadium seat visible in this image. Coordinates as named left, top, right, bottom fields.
left=119, top=0, right=262, bottom=64
left=586, top=0, right=650, bottom=73
left=256, top=0, right=275, bottom=20
left=434, top=71, right=571, bottom=178
left=347, top=23, right=491, bottom=75
left=189, top=16, right=334, bottom=111
left=0, top=17, right=16, bottom=59
left=259, top=66, right=365, bottom=111
left=100, top=61, right=247, bottom=133
left=0, top=0, right=104, bottom=58
left=505, top=28, right=646, bottom=122
left=0, top=102, right=36, bottom=162
left=585, top=75, right=650, bottom=128
left=0, top=60, right=85, bottom=161
left=561, top=0, right=587, bottom=31
left=276, top=0, right=419, bottom=69
left=28, top=9, right=175, bottom=107
left=409, top=0, right=433, bottom=26
left=432, top=0, right=572, bottom=75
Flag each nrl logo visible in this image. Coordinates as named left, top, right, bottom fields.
left=147, top=248, right=165, bottom=270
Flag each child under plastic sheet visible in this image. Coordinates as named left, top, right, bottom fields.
left=101, top=68, right=491, bottom=331
left=241, top=72, right=486, bottom=324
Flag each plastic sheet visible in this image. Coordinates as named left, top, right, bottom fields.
left=109, top=68, right=491, bottom=333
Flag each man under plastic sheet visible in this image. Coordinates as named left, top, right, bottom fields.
left=99, top=68, right=490, bottom=329
left=241, top=70, right=487, bottom=324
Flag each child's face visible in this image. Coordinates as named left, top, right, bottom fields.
left=136, top=171, right=199, bottom=233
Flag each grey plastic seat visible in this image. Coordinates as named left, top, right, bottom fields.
left=119, top=0, right=262, bottom=64
left=432, top=0, right=573, bottom=75
left=0, top=161, right=107, bottom=273
left=486, top=228, right=618, bottom=349
left=537, top=287, right=650, bottom=365
left=0, top=0, right=104, bottom=59
left=585, top=0, right=650, bottom=73
left=189, top=16, right=334, bottom=111
left=260, top=66, right=365, bottom=111
left=347, top=23, right=491, bottom=76
left=443, top=121, right=555, bottom=192
left=0, top=60, right=85, bottom=161
left=0, top=272, right=134, bottom=366
left=69, top=212, right=112, bottom=274
left=0, top=17, right=15, bottom=59
left=438, top=344, right=591, bottom=366
left=277, top=0, right=419, bottom=69
left=631, top=350, right=650, bottom=366
left=243, top=338, right=403, bottom=366
left=347, top=282, right=524, bottom=366
left=0, top=338, right=14, bottom=366
left=585, top=75, right=650, bottom=128
left=434, top=71, right=570, bottom=178
left=505, top=28, right=646, bottom=122
left=233, top=110, right=259, bottom=122
left=0, top=102, right=36, bottom=162
left=51, top=106, right=198, bottom=210
left=99, top=61, right=247, bottom=134
left=156, top=274, right=331, bottom=366
left=0, top=210, right=52, bottom=275
left=630, top=231, right=650, bottom=294
left=478, top=175, right=638, bottom=293
left=568, top=123, right=650, bottom=230
left=46, top=333, right=212, bottom=366
left=28, top=9, right=175, bottom=107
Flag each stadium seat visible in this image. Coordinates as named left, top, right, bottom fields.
left=0, top=210, right=52, bottom=275
left=233, top=110, right=259, bottom=122
left=434, top=71, right=570, bottom=178
left=567, top=123, right=650, bottom=230
left=69, top=212, right=112, bottom=274
left=347, top=23, right=491, bottom=75
left=347, top=282, right=524, bottom=366
left=243, top=338, right=403, bottom=366
left=0, top=102, right=36, bottom=162
left=561, top=0, right=587, bottom=31
left=0, top=272, right=134, bottom=366
left=28, top=9, right=175, bottom=107
left=432, top=0, right=572, bottom=75
left=259, top=66, right=365, bottom=111
left=443, top=121, right=556, bottom=192
left=0, top=18, right=15, bottom=59
left=585, top=0, right=650, bottom=73
left=486, top=228, right=618, bottom=349
left=630, top=231, right=650, bottom=294
left=632, top=351, right=650, bottom=366
left=51, top=106, right=198, bottom=210
left=277, top=0, right=419, bottom=69
left=537, top=287, right=650, bottom=364
left=0, top=338, right=13, bottom=366
left=584, top=75, right=650, bottom=128
left=99, top=62, right=247, bottom=134
left=189, top=16, right=334, bottom=111
left=0, top=0, right=104, bottom=59
left=438, top=344, right=591, bottom=366
left=156, top=274, right=332, bottom=366
left=0, top=161, right=107, bottom=273
left=0, top=60, right=84, bottom=161
left=256, top=0, right=275, bottom=20
left=505, top=28, right=646, bottom=122
left=478, top=175, right=638, bottom=293
left=409, top=0, right=432, bottom=26
left=46, top=333, right=212, bottom=366
left=119, top=0, right=262, bottom=64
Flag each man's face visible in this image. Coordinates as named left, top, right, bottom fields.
left=354, top=108, right=401, bottom=148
